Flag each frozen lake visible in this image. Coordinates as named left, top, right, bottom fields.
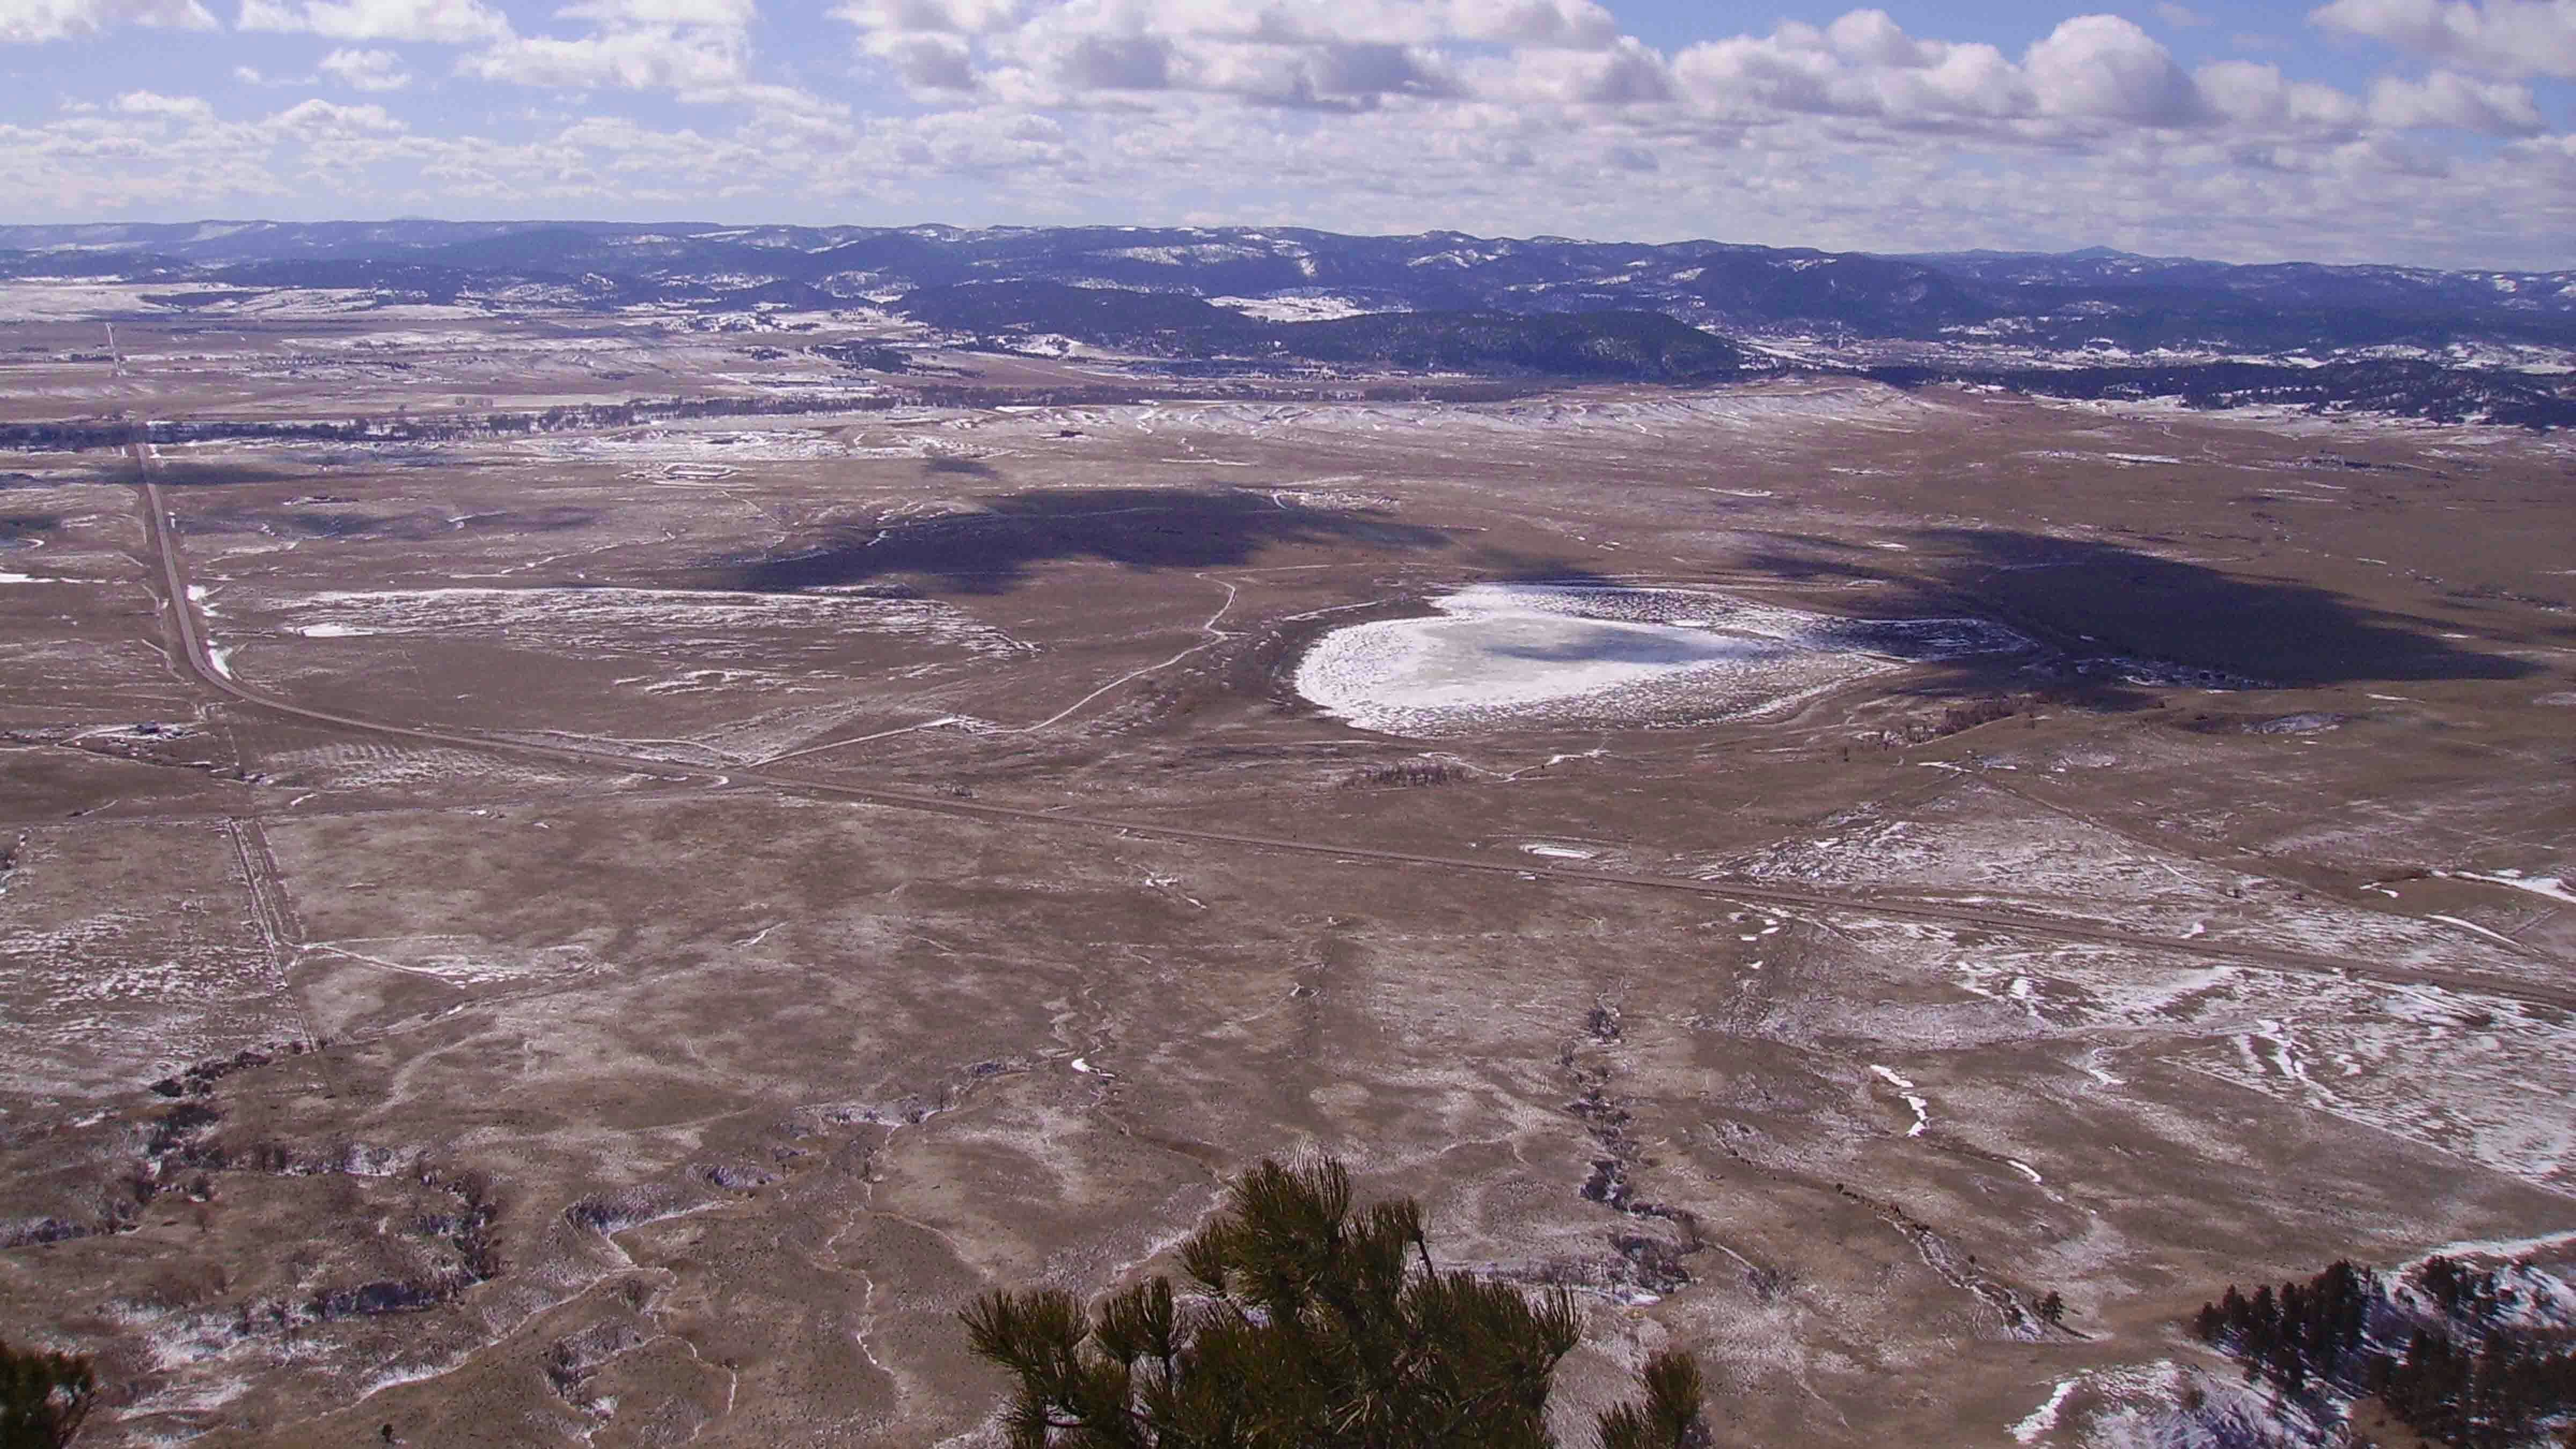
left=1294, top=583, right=2029, bottom=736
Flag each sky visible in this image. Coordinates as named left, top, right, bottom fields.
left=0, top=0, right=2571, bottom=269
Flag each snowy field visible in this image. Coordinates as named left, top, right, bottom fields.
left=256, top=584, right=1033, bottom=664
left=1104, top=383, right=1956, bottom=442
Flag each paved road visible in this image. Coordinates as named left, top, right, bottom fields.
left=130, top=469, right=2576, bottom=1014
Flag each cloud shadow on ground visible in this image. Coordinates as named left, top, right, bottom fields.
left=1743, top=528, right=2538, bottom=689
left=710, top=487, right=1452, bottom=595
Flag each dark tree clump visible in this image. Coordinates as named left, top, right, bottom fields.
left=1, top=1337, right=94, bottom=1448
left=962, top=1157, right=1710, bottom=1448
left=2193, top=1256, right=2576, bottom=1447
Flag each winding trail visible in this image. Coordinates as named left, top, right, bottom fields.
left=130, top=466, right=2576, bottom=1015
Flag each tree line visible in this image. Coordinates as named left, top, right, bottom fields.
left=2195, top=1255, right=2576, bottom=1447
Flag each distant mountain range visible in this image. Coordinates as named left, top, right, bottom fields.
left=3, top=220, right=2570, bottom=418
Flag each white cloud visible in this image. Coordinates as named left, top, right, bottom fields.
left=2196, top=58, right=2366, bottom=129
left=263, top=94, right=403, bottom=136
left=2025, top=14, right=2204, bottom=124
left=318, top=45, right=411, bottom=90
left=1657, top=11, right=2222, bottom=133
left=907, top=0, right=1618, bottom=49
left=834, top=0, right=1040, bottom=34
left=863, top=29, right=979, bottom=89
left=1033, top=27, right=1170, bottom=89
left=1667, top=14, right=2047, bottom=128
left=464, top=26, right=748, bottom=90
left=1670, top=30, right=1862, bottom=117
left=561, top=0, right=757, bottom=25
left=115, top=88, right=216, bottom=119
left=1465, top=0, right=1620, bottom=48
left=0, top=0, right=213, bottom=42
left=844, top=0, right=1614, bottom=104
left=455, top=0, right=795, bottom=101
left=2506, top=128, right=2576, bottom=188
left=953, top=3, right=1475, bottom=107
left=0, top=0, right=2565, bottom=272
left=1503, top=35, right=1675, bottom=105
left=854, top=3, right=2416, bottom=142
left=2156, top=2, right=2213, bottom=25
left=237, top=0, right=509, bottom=43
left=2310, top=0, right=2576, bottom=78
left=2367, top=67, right=2545, bottom=129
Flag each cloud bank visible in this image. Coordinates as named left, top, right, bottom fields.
left=0, top=0, right=2564, bottom=267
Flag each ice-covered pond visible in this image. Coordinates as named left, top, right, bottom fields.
left=1294, top=584, right=2029, bottom=736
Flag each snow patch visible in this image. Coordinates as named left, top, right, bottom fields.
left=1207, top=294, right=1392, bottom=323
left=1869, top=1064, right=1931, bottom=1137
left=2446, top=868, right=2576, bottom=908
left=2425, top=912, right=2522, bottom=948
left=2010, top=1378, right=2077, bottom=1443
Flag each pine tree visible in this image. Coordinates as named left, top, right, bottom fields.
left=1, top=1337, right=93, bottom=1449
left=962, top=1157, right=1710, bottom=1449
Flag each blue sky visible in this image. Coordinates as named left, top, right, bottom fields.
left=0, top=0, right=2570, bottom=268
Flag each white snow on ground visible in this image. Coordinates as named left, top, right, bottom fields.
left=273, top=586, right=1029, bottom=661
left=2011, top=1378, right=2077, bottom=1443
left=0, top=573, right=70, bottom=583
left=2388, top=1242, right=2576, bottom=1332
left=1294, top=583, right=2026, bottom=736
left=1819, top=902, right=2576, bottom=1192
left=255, top=740, right=645, bottom=793
left=0, top=281, right=183, bottom=320
left=1713, top=785, right=2515, bottom=980
left=1030, top=380, right=1953, bottom=443
left=1521, top=843, right=1598, bottom=860
left=2404, top=1229, right=2576, bottom=1270
left=2425, top=912, right=2523, bottom=948
left=204, top=646, right=233, bottom=679
left=1206, top=295, right=1392, bottom=323
left=2446, top=868, right=2576, bottom=907
left=2066, top=1362, right=2323, bottom=1449
left=516, top=428, right=874, bottom=463
left=1869, top=1064, right=1931, bottom=1136
left=303, top=936, right=604, bottom=987
left=2174, top=979, right=2576, bottom=1190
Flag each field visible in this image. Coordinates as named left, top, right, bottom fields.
left=1, top=310, right=2572, bottom=1446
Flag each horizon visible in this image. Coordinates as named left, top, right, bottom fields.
left=2, top=215, right=2562, bottom=276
